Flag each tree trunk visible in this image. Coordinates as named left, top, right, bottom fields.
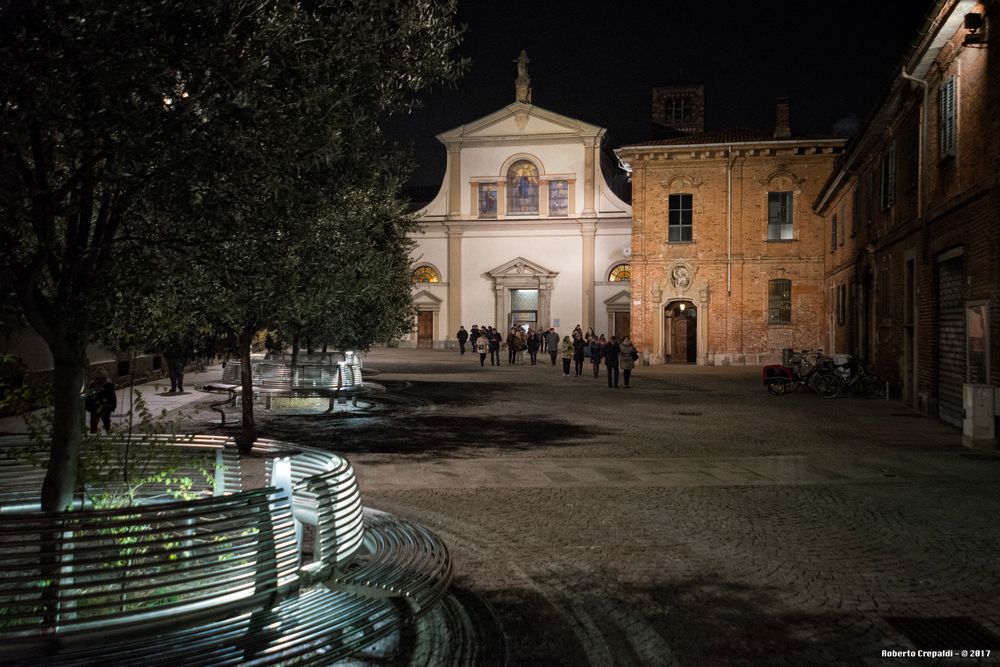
left=41, top=349, right=87, bottom=511
left=291, top=334, right=299, bottom=367
left=238, top=332, right=256, bottom=454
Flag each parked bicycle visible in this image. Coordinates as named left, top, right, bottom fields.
left=762, top=349, right=842, bottom=398
left=832, top=358, right=887, bottom=399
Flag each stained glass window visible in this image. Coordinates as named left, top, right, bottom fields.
left=478, top=182, right=497, bottom=218
left=411, top=265, right=440, bottom=284
left=609, top=263, right=631, bottom=282
left=506, top=160, right=538, bottom=214
left=549, top=180, right=568, bottom=216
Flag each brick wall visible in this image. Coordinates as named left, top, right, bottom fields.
left=620, top=140, right=843, bottom=364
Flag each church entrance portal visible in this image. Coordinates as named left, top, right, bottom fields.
left=665, top=301, right=697, bottom=363
left=416, top=311, right=434, bottom=348
left=508, top=288, right=539, bottom=331
left=614, top=311, right=631, bottom=340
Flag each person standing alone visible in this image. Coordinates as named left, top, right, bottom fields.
left=164, top=346, right=187, bottom=393
left=85, top=368, right=116, bottom=434
left=619, top=335, right=638, bottom=387
left=456, top=326, right=469, bottom=354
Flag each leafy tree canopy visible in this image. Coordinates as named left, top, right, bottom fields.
left=0, top=0, right=464, bottom=506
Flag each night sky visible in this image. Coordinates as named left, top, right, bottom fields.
left=383, top=0, right=935, bottom=191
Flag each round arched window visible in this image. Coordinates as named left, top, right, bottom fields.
left=411, top=265, right=440, bottom=284
left=506, top=160, right=539, bottom=214
left=609, top=263, right=631, bottom=282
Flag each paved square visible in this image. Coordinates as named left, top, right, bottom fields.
left=181, top=349, right=1000, bottom=664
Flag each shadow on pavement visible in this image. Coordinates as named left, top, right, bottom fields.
left=240, top=413, right=607, bottom=461
left=478, top=570, right=887, bottom=666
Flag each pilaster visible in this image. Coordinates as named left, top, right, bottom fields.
left=497, top=180, right=507, bottom=219
left=582, top=138, right=598, bottom=218
left=446, top=227, right=463, bottom=336
left=447, top=146, right=462, bottom=220
left=581, top=221, right=598, bottom=328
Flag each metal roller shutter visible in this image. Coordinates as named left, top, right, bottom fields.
left=936, top=256, right=964, bottom=426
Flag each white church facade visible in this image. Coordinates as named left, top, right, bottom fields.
left=403, top=55, right=632, bottom=348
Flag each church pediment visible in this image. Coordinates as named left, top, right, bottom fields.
left=604, top=289, right=632, bottom=306
left=411, top=289, right=443, bottom=307
left=438, top=103, right=603, bottom=145
left=486, top=256, right=559, bottom=279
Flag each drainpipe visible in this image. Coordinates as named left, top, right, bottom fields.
left=726, top=146, right=735, bottom=295
left=900, top=68, right=928, bottom=220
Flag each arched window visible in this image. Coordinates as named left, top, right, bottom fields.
left=506, top=160, right=539, bottom=214
left=411, top=265, right=440, bottom=284
left=609, top=263, right=631, bottom=282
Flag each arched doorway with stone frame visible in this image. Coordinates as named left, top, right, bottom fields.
left=650, top=260, right=710, bottom=365
left=484, top=257, right=558, bottom=333
left=664, top=299, right=698, bottom=363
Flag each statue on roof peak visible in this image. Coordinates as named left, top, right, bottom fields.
left=514, top=50, right=532, bottom=104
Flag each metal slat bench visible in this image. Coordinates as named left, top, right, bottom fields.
left=0, top=435, right=241, bottom=512
left=0, top=487, right=299, bottom=660
left=0, top=436, right=454, bottom=665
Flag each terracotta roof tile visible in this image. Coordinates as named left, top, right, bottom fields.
left=624, top=128, right=845, bottom=148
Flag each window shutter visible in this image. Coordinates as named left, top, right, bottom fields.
left=940, top=76, right=956, bottom=157
left=887, top=141, right=896, bottom=207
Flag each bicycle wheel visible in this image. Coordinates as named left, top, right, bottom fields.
left=765, top=380, right=787, bottom=396
left=811, top=372, right=843, bottom=398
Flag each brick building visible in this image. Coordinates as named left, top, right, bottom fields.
left=815, top=0, right=999, bottom=429
left=615, top=105, right=845, bottom=365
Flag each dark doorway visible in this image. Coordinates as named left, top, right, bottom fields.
left=666, top=302, right=697, bottom=363
left=417, top=311, right=434, bottom=348
left=614, top=311, right=631, bottom=340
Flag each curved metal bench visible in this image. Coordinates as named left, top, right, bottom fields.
left=0, top=435, right=452, bottom=665
left=0, top=434, right=241, bottom=512
left=0, top=488, right=299, bottom=658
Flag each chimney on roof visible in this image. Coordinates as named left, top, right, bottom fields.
left=774, top=98, right=791, bottom=140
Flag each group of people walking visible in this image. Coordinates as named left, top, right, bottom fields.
left=457, top=323, right=639, bottom=388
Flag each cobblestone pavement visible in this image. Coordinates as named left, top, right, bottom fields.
left=189, top=350, right=1000, bottom=665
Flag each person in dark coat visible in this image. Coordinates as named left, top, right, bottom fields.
left=489, top=329, right=502, bottom=366
left=604, top=336, right=621, bottom=388
left=164, top=347, right=187, bottom=393
left=470, top=325, right=481, bottom=349
left=572, top=333, right=585, bottom=376
left=590, top=335, right=605, bottom=378
left=546, top=328, right=560, bottom=365
left=526, top=329, right=540, bottom=365
left=506, top=328, right=518, bottom=365
left=85, top=368, right=116, bottom=434
left=456, top=326, right=469, bottom=354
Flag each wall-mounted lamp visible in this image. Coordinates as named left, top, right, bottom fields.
left=964, top=12, right=985, bottom=46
